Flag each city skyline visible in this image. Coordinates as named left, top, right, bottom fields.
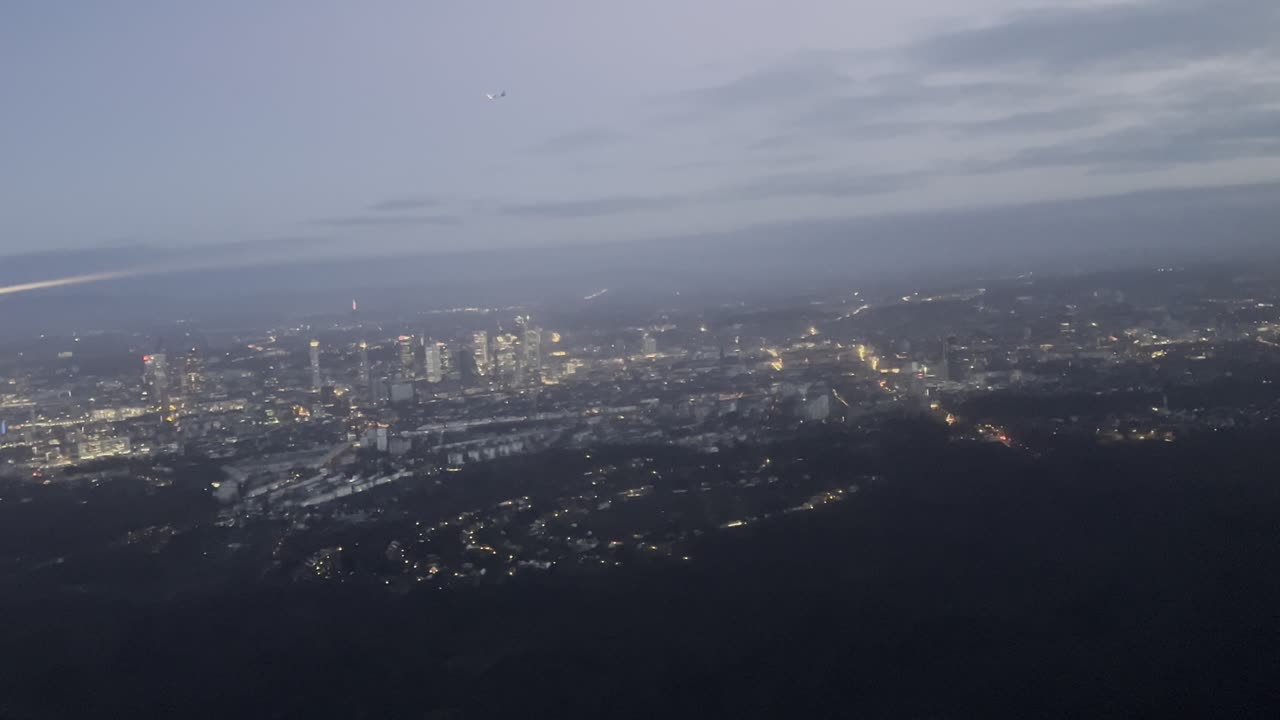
left=4, top=257, right=1280, bottom=717
left=4, top=4, right=1280, bottom=716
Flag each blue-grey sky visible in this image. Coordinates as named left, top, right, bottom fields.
left=3, top=0, right=1278, bottom=264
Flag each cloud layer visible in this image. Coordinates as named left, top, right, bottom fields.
left=494, top=0, right=1279, bottom=224
left=4, top=0, right=1278, bottom=260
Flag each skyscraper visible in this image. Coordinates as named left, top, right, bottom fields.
left=522, top=327, right=542, bottom=384
left=309, top=340, right=322, bottom=390
left=940, top=336, right=956, bottom=383
left=180, top=346, right=204, bottom=400
left=397, top=335, right=416, bottom=379
left=357, top=341, right=371, bottom=401
left=641, top=332, right=658, bottom=357
left=471, top=331, right=490, bottom=378
left=494, top=332, right=519, bottom=386
left=443, top=342, right=461, bottom=382
left=424, top=341, right=444, bottom=383
left=143, top=353, right=169, bottom=414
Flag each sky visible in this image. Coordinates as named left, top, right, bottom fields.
left=2, top=0, right=1279, bottom=267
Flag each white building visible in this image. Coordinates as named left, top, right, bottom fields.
left=424, top=341, right=444, bottom=383
left=471, top=331, right=490, bottom=377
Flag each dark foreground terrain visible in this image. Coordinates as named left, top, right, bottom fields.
left=2, top=423, right=1279, bottom=718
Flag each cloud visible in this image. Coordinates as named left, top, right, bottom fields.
left=500, top=1, right=1279, bottom=227
left=1154, top=73, right=1280, bottom=115
left=677, top=54, right=855, bottom=113
left=950, top=107, right=1109, bottom=136
left=313, top=215, right=460, bottom=227
left=500, top=195, right=686, bottom=218
left=675, top=51, right=1053, bottom=137
left=736, top=76, right=1055, bottom=153
left=206, top=235, right=336, bottom=251
left=660, top=1, right=1275, bottom=170
left=910, top=0, right=1278, bottom=72
left=368, top=197, right=442, bottom=212
left=805, top=77, right=1050, bottom=124
left=715, top=170, right=922, bottom=202
left=749, top=135, right=795, bottom=152
left=501, top=169, right=918, bottom=220
left=663, top=158, right=723, bottom=172
left=745, top=136, right=833, bottom=165
left=980, top=106, right=1280, bottom=174
left=533, top=128, right=627, bottom=153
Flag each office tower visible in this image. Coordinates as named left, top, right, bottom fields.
left=471, top=331, right=490, bottom=378
left=424, top=341, right=444, bottom=383
left=309, top=340, right=322, bottom=390
left=367, top=423, right=390, bottom=452
left=494, top=332, right=519, bottom=386
left=397, top=336, right=416, bottom=379
left=522, top=327, right=542, bottom=383
left=142, top=353, right=171, bottom=419
left=442, top=342, right=461, bottom=382
left=940, top=336, right=956, bottom=383
left=357, top=341, right=371, bottom=400
left=373, top=376, right=392, bottom=405
left=641, top=332, right=658, bottom=357
left=513, top=315, right=532, bottom=385
left=180, top=346, right=204, bottom=400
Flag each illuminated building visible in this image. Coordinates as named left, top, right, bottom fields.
left=357, top=341, right=371, bottom=401
left=309, top=340, right=322, bottom=390
left=471, top=331, right=490, bottom=378
left=940, top=336, right=956, bottom=383
left=180, top=347, right=205, bottom=401
left=142, top=352, right=169, bottom=413
left=424, top=341, right=444, bottom=383
left=77, top=436, right=132, bottom=461
left=443, top=342, right=461, bottom=381
left=397, top=336, right=416, bottom=379
left=522, top=327, right=543, bottom=385
left=512, top=315, right=542, bottom=386
left=90, top=406, right=147, bottom=423
left=494, top=333, right=519, bottom=386
left=642, top=333, right=658, bottom=357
